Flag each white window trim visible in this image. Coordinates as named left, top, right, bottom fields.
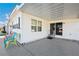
left=31, top=19, right=42, bottom=32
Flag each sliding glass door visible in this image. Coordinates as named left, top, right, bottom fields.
left=50, top=23, right=55, bottom=35
left=50, top=22, right=63, bottom=36
left=56, top=22, right=63, bottom=35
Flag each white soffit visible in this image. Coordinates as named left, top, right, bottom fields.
left=21, top=3, right=79, bottom=20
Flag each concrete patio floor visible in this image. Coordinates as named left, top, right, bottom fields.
left=0, top=38, right=79, bottom=56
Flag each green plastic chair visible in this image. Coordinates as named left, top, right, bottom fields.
left=4, top=32, right=17, bottom=48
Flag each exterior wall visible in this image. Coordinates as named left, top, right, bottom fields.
left=12, top=12, right=23, bottom=43
left=8, top=9, right=79, bottom=43
left=50, top=19, right=79, bottom=41
left=9, top=10, right=79, bottom=43
left=8, top=11, right=23, bottom=43
left=8, top=3, right=79, bottom=44
left=0, top=28, right=4, bottom=32
left=9, top=10, right=50, bottom=43
left=21, top=12, right=50, bottom=43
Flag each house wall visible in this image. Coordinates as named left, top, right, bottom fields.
left=9, top=11, right=23, bottom=43
left=50, top=19, right=79, bottom=41
left=9, top=10, right=50, bottom=43
left=21, top=12, right=50, bottom=43
left=9, top=5, right=79, bottom=44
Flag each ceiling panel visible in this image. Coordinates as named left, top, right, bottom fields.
left=21, top=3, right=79, bottom=20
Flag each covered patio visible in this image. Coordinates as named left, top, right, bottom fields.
left=0, top=38, right=79, bottom=56
left=1, top=3, right=79, bottom=56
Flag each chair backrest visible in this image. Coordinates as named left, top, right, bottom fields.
left=11, top=32, right=17, bottom=40
left=4, top=32, right=17, bottom=41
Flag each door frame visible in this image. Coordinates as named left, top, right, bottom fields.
left=50, top=22, right=63, bottom=36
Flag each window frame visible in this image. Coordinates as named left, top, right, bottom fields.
left=31, top=19, right=37, bottom=32
left=31, top=19, right=42, bottom=32
left=12, top=17, right=20, bottom=29
left=37, top=21, right=42, bottom=32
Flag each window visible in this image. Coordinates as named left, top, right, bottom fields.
left=31, top=19, right=42, bottom=32
left=18, top=17, right=20, bottom=29
left=38, top=21, right=42, bottom=31
left=13, top=17, right=20, bottom=29
left=31, top=19, right=37, bottom=32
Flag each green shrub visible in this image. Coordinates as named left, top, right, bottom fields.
left=1, top=31, right=6, bottom=33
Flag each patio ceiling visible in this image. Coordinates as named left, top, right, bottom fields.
left=20, top=3, right=79, bottom=20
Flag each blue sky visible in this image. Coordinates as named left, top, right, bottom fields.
left=0, top=3, right=20, bottom=24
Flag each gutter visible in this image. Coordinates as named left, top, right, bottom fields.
left=8, top=3, right=24, bottom=25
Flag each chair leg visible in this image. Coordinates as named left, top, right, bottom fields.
left=5, top=40, right=17, bottom=48
left=14, top=40, right=17, bottom=46
left=6, top=41, right=11, bottom=48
